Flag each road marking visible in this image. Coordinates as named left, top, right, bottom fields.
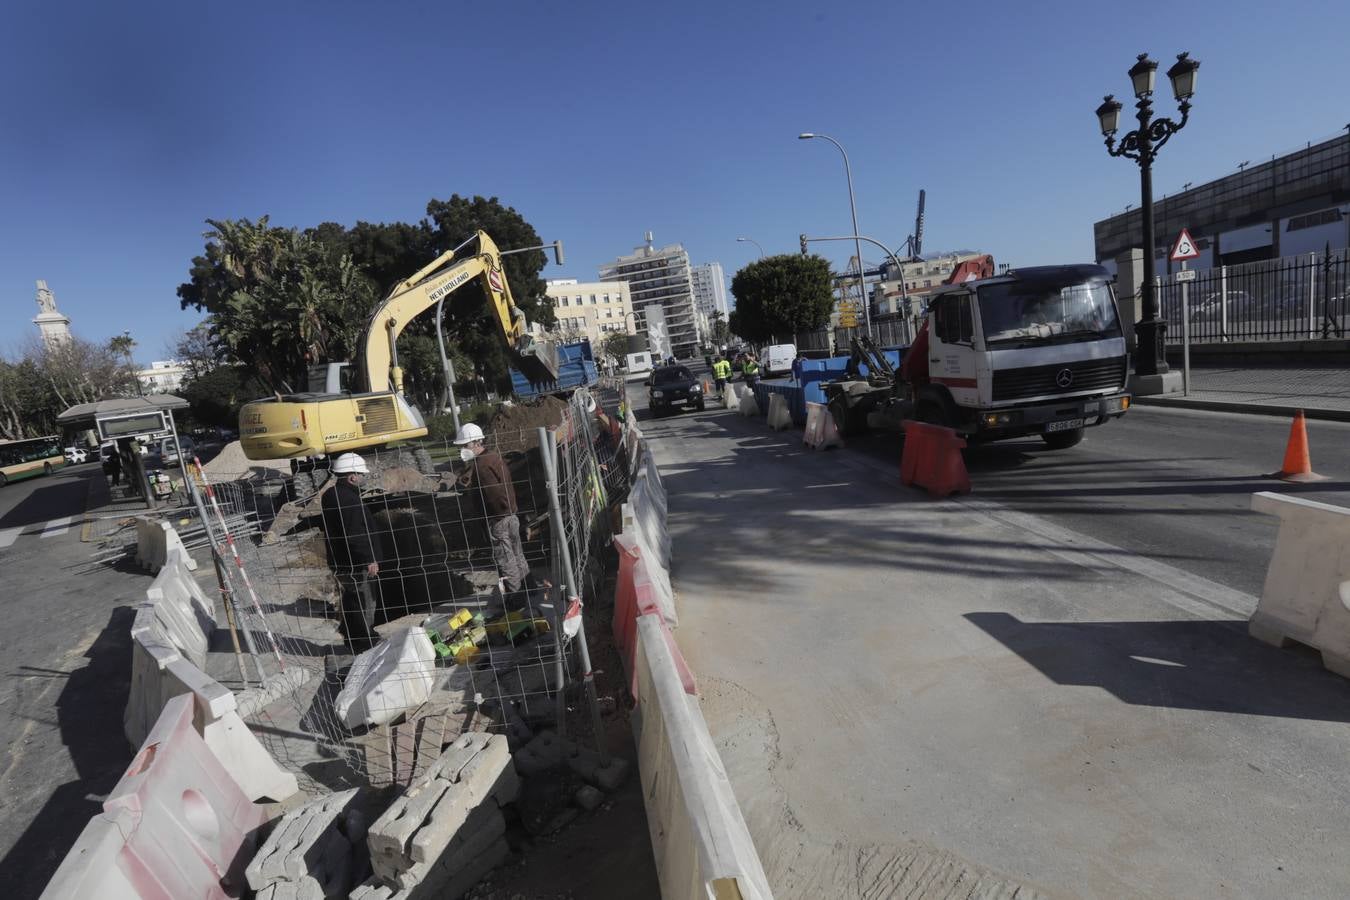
left=0, top=527, right=20, bottom=549
left=39, top=516, right=72, bottom=538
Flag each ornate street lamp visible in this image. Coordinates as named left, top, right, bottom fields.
left=1096, top=51, right=1200, bottom=377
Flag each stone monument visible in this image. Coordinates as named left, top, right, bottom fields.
left=33, top=279, right=72, bottom=346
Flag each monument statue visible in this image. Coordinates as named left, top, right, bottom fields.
left=36, top=279, right=57, bottom=314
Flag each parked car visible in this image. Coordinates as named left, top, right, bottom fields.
left=647, top=365, right=705, bottom=416
left=63, top=447, right=88, bottom=464
left=157, top=436, right=196, bottom=466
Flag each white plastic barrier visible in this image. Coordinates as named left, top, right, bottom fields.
left=44, top=694, right=268, bottom=900
left=335, top=627, right=437, bottom=728
left=126, top=555, right=298, bottom=803
left=723, top=382, right=740, bottom=410
left=628, top=474, right=672, bottom=572
left=766, top=393, right=793, bottom=431
left=737, top=390, right=760, bottom=418
left=1249, top=491, right=1350, bottom=676
left=135, top=517, right=198, bottom=574
left=802, top=401, right=844, bottom=450
left=633, top=616, right=773, bottom=900
left=145, top=548, right=216, bottom=669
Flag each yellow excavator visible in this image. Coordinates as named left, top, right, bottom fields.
left=239, top=230, right=560, bottom=462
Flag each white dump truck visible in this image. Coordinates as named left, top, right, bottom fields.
left=824, top=264, right=1131, bottom=449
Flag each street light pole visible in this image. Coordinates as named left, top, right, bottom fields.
left=736, top=236, right=765, bottom=259
left=1095, top=52, right=1199, bottom=378
left=799, top=132, right=870, bottom=332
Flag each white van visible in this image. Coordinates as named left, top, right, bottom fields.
left=760, top=343, right=797, bottom=378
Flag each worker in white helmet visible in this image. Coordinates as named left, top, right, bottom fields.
left=320, top=453, right=383, bottom=651
left=454, top=423, right=529, bottom=603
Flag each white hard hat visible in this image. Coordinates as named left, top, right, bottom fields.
left=331, top=453, right=368, bottom=475
left=453, top=423, right=485, bottom=445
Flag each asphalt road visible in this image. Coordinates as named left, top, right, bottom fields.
left=845, top=403, right=1350, bottom=597
left=0, top=464, right=142, bottom=900
left=633, top=376, right=1350, bottom=898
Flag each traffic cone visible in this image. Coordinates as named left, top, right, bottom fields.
left=1270, top=411, right=1328, bottom=483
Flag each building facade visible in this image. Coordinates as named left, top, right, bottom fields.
left=1093, top=131, right=1349, bottom=275
left=599, top=234, right=700, bottom=358
left=543, top=279, right=634, bottom=348
left=690, top=262, right=729, bottom=319
left=872, top=252, right=990, bottom=316
left=136, top=360, right=188, bottom=393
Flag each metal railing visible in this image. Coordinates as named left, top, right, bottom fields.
left=1157, top=250, right=1349, bottom=344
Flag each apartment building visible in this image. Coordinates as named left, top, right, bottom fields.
left=598, top=233, right=700, bottom=358
left=543, top=279, right=634, bottom=347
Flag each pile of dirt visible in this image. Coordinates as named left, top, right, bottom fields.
left=488, top=397, right=568, bottom=453
left=202, top=440, right=292, bottom=480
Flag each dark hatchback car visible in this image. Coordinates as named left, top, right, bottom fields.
left=647, top=365, right=705, bottom=415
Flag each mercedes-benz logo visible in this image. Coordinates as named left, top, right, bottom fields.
left=1055, top=368, right=1074, bottom=388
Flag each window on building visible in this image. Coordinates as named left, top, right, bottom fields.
left=603, top=294, right=610, bottom=303
left=590, top=294, right=597, bottom=304
left=560, top=296, right=569, bottom=306
left=605, top=309, right=612, bottom=318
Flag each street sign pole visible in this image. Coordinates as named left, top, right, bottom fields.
left=1169, top=228, right=1201, bottom=397
left=1180, top=261, right=1190, bottom=396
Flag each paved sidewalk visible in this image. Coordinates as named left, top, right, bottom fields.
left=1136, top=365, right=1350, bottom=420
left=641, top=400, right=1350, bottom=900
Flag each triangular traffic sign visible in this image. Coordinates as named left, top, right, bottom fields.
left=1170, top=228, right=1200, bottom=261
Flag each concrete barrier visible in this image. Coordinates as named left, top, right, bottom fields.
left=632, top=615, right=772, bottom=900
left=766, top=393, right=793, bottom=431
left=135, top=517, right=198, bottom=574
left=1249, top=491, right=1350, bottom=676
left=46, top=694, right=269, bottom=900
left=802, top=401, right=844, bottom=450
left=246, top=788, right=361, bottom=897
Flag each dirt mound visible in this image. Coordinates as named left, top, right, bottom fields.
left=202, top=440, right=292, bottom=481
left=488, top=397, right=568, bottom=453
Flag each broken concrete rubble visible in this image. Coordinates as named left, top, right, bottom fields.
left=513, top=730, right=629, bottom=792
left=246, top=788, right=364, bottom=898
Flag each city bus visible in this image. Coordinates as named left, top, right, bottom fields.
left=0, top=435, right=66, bottom=487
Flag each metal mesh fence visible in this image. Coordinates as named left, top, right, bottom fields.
left=1158, top=250, right=1349, bottom=343
left=180, top=387, right=635, bottom=793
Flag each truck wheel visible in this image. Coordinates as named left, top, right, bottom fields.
left=1041, top=427, right=1085, bottom=450
left=828, top=397, right=856, bottom=436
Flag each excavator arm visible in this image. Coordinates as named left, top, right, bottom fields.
left=361, top=230, right=559, bottom=393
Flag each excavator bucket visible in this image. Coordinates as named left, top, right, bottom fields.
left=513, top=336, right=561, bottom=386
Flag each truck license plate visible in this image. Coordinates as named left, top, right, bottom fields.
left=1046, top=418, right=1084, bottom=433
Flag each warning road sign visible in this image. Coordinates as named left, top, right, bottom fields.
left=1170, top=228, right=1200, bottom=262
left=488, top=268, right=505, bottom=293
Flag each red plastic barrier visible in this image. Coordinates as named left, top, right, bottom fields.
left=104, top=693, right=266, bottom=899
left=901, top=420, right=971, bottom=497
left=612, top=534, right=695, bottom=702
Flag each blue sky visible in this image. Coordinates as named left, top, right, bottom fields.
left=3, top=0, right=1346, bottom=364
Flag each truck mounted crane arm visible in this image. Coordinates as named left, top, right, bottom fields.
left=363, top=230, right=558, bottom=392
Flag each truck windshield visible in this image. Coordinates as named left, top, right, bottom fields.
left=978, top=280, right=1121, bottom=346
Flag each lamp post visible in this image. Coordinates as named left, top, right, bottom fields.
left=1095, top=51, right=1200, bottom=377
left=798, top=132, right=870, bottom=332
left=736, top=236, right=765, bottom=259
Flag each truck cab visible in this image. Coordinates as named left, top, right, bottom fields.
left=914, top=264, right=1131, bottom=447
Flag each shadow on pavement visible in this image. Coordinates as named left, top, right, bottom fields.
left=966, top=611, right=1350, bottom=724
left=0, top=473, right=90, bottom=530
left=0, top=606, right=135, bottom=899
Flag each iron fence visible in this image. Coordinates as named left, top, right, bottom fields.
left=1157, top=250, right=1349, bottom=344
left=834, top=313, right=917, bottom=351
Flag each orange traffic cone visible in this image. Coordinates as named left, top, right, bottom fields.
left=1270, top=411, right=1328, bottom=483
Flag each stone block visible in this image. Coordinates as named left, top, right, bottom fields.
left=513, top=730, right=628, bottom=791
left=246, top=788, right=360, bottom=894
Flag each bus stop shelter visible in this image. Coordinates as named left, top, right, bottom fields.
left=56, top=395, right=190, bottom=510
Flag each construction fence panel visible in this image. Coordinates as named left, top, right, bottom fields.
left=177, top=390, right=625, bottom=793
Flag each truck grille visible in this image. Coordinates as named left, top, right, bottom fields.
left=991, top=357, right=1127, bottom=402
left=357, top=397, right=398, bottom=435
